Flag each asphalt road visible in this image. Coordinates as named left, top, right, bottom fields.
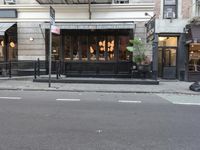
left=0, top=90, right=200, bottom=150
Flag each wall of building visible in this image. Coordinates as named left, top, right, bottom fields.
left=17, top=22, right=45, bottom=60
left=155, top=0, right=192, bottom=34
left=0, top=0, right=154, bottom=61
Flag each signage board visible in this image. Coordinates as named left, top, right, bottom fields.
left=51, top=25, right=60, bottom=35
left=50, top=6, right=55, bottom=25
left=146, top=15, right=156, bottom=43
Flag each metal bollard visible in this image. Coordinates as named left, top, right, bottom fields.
left=34, top=61, right=37, bottom=79
left=37, top=58, right=40, bottom=77
left=9, top=61, right=11, bottom=78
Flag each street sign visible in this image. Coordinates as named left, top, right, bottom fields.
left=51, top=25, right=60, bottom=35
left=145, top=15, right=156, bottom=43
left=50, top=6, right=55, bottom=25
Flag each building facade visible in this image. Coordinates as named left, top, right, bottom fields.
left=0, top=0, right=154, bottom=77
left=152, top=0, right=200, bottom=81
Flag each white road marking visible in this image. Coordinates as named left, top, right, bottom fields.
left=118, top=100, right=141, bottom=103
left=56, top=99, right=80, bottom=102
left=173, top=102, right=200, bottom=106
left=0, top=97, right=22, bottom=100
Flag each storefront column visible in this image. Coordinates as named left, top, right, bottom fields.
left=177, top=33, right=187, bottom=81
left=152, top=34, right=158, bottom=80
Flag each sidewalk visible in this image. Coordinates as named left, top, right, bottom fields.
left=0, top=76, right=199, bottom=95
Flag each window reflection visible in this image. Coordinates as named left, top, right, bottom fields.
left=8, top=36, right=17, bottom=61
left=52, top=35, right=60, bottom=61
left=189, top=44, right=200, bottom=72
left=72, top=36, right=79, bottom=61
left=79, top=36, right=87, bottom=61
left=98, top=37, right=106, bottom=61
left=64, top=36, right=71, bottom=60
left=107, top=36, right=115, bottom=60
left=158, top=37, right=177, bottom=47
left=89, top=36, right=97, bottom=61
left=0, top=38, right=4, bottom=61
left=119, top=36, right=130, bottom=60
left=61, top=29, right=132, bottom=62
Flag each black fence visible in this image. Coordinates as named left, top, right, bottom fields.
left=0, top=60, right=153, bottom=79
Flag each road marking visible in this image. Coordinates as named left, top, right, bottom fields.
left=173, top=102, right=200, bottom=106
left=0, top=97, right=22, bottom=100
left=156, top=94, right=200, bottom=106
left=118, top=100, right=141, bottom=103
left=56, top=99, right=80, bottom=102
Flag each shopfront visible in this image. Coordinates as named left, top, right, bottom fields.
left=158, top=36, right=178, bottom=79
left=0, top=23, right=17, bottom=75
left=186, top=24, right=200, bottom=81
left=45, top=22, right=134, bottom=77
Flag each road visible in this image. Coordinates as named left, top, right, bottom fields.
left=0, top=90, right=200, bottom=150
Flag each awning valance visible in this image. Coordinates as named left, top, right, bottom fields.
left=42, top=22, right=135, bottom=30
left=36, top=0, right=112, bottom=4
left=0, top=23, right=15, bottom=36
left=186, top=24, right=200, bottom=44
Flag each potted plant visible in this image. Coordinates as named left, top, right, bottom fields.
left=126, top=37, right=150, bottom=69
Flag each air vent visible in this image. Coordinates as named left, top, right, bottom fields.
left=166, top=11, right=174, bottom=19
left=5, top=0, right=16, bottom=4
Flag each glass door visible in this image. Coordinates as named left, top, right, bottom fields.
left=158, top=47, right=177, bottom=78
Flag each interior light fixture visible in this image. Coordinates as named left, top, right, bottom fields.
left=10, top=42, right=15, bottom=48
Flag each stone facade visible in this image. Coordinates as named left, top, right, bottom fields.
left=154, top=0, right=161, bottom=19
left=17, top=22, right=45, bottom=60
left=182, top=0, right=192, bottom=19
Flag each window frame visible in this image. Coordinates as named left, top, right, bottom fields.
left=163, top=0, right=178, bottom=19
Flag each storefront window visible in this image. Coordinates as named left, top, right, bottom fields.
left=7, top=36, right=17, bottom=61
left=107, top=36, right=115, bottom=61
left=72, top=36, right=79, bottom=61
left=48, top=29, right=132, bottom=62
left=79, top=35, right=88, bottom=61
left=0, top=37, right=4, bottom=61
left=98, top=36, right=106, bottom=61
left=189, top=44, right=200, bottom=72
left=89, top=36, right=97, bottom=61
left=52, top=34, right=60, bottom=61
left=64, top=36, right=71, bottom=60
left=119, top=36, right=130, bottom=61
left=158, top=37, right=177, bottom=47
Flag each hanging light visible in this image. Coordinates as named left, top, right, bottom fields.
left=10, top=42, right=15, bottom=48
left=0, top=41, right=4, bottom=47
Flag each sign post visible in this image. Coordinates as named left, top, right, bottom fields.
left=49, top=6, right=55, bottom=87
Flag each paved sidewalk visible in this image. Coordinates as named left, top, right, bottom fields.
left=0, top=76, right=199, bottom=95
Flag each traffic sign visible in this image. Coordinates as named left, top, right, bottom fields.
left=50, top=6, right=55, bottom=25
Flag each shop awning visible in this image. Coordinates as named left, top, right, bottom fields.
left=186, top=24, right=200, bottom=44
left=0, top=23, right=15, bottom=36
left=36, top=0, right=112, bottom=4
left=42, top=22, right=135, bottom=30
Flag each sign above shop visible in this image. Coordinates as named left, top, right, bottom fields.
left=51, top=25, right=60, bottom=35
left=145, top=15, right=156, bottom=43
left=0, top=9, right=17, bottom=18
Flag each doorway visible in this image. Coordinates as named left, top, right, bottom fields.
left=158, top=47, right=177, bottom=79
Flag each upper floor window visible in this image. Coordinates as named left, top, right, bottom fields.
left=114, top=0, right=129, bottom=4
left=163, top=0, right=177, bottom=19
left=196, top=0, right=200, bottom=16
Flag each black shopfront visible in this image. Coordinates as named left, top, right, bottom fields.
left=45, top=22, right=134, bottom=77
left=185, top=24, right=200, bottom=82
